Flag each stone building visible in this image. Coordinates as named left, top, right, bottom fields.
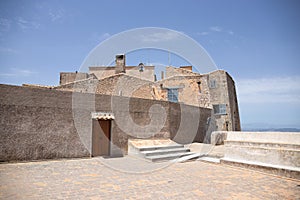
left=56, top=54, right=241, bottom=132
left=0, top=54, right=241, bottom=161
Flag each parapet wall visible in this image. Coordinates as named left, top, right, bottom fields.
left=0, top=84, right=212, bottom=162
left=221, top=131, right=300, bottom=179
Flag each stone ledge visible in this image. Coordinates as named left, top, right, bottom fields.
left=221, top=158, right=300, bottom=180
left=225, top=140, right=300, bottom=149
left=226, top=131, right=300, bottom=145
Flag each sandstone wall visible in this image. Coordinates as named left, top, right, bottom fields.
left=169, top=103, right=212, bottom=144
left=154, top=75, right=211, bottom=108
left=226, top=74, right=241, bottom=131
left=208, top=70, right=241, bottom=131
left=0, top=84, right=90, bottom=161
left=0, top=84, right=212, bottom=161
left=89, top=66, right=155, bottom=82
left=60, top=72, right=89, bottom=85
left=95, top=74, right=154, bottom=99
left=165, top=66, right=199, bottom=78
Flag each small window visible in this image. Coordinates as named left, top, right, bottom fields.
left=168, top=89, right=178, bottom=102
left=213, top=104, right=226, bottom=115
left=209, top=80, right=217, bottom=88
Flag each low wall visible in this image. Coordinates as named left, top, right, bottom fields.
left=222, top=131, right=300, bottom=179
left=0, top=84, right=212, bottom=161
left=211, top=131, right=228, bottom=145
left=225, top=131, right=300, bottom=144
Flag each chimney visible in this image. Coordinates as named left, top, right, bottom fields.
left=115, top=54, right=126, bottom=74
left=161, top=71, right=164, bottom=80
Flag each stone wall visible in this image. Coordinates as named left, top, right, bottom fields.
left=89, top=67, right=115, bottom=80
left=125, top=66, right=155, bottom=82
left=154, top=75, right=211, bottom=108
left=0, top=84, right=212, bottom=161
left=57, top=68, right=241, bottom=133
left=0, top=84, right=90, bottom=161
left=55, top=78, right=99, bottom=93
left=222, top=131, right=300, bottom=179
left=169, top=103, right=212, bottom=144
left=165, top=66, right=199, bottom=78
left=95, top=74, right=154, bottom=99
left=226, top=74, right=241, bottom=131
left=60, top=72, right=89, bottom=85
left=89, top=66, right=155, bottom=82
left=207, top=70, right=241, bottom=131
left=55, top=74, right=155, bottom=100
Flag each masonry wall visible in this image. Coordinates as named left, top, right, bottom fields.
left=169, top=102, right=212, bottom=144
left=208, top=71, right=233, bottom=131
left=95, top=74, right=154, bottom=99
left=154, top=75, right=211, bottom=108
left=55, top=74, right=155, bottom=100
left=58, top=68, right=241, bottom=134
left=0, top=84, right=212, bottom=161
left=55, top=78, right=99, bottom=93
left=125, top=66, right=155, bottom=82
left=226, top=74, right=241, bottom=131
left=89, top=66, right=155, bottom=82
left=165, top=66, right=199, bottom=78
left=60, top=72, right=89, bottom=85
left=0, top=84, right=90, bottom=161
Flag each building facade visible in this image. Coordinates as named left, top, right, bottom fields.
left=0, top=54, right=241, bottom=161
left=56, top=54, right=241, bottom=132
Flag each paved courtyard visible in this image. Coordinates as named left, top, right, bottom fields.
left=1, top=156, right=299, bottom=199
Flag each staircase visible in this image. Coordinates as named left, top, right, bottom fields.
left=128, top=139, right=194, bottom=162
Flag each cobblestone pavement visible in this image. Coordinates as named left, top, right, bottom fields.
left=1, top=156, right=299, bottom=200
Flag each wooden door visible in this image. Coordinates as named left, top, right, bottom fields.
left=92, top=119, right=111, bottom=157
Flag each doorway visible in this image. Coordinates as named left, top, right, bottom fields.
left=92, top=119, right=111, bottom=157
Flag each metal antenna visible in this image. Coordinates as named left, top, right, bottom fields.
left=168, top=51, right=171, bottom=66
left=147, top=49, right=149, bottom=65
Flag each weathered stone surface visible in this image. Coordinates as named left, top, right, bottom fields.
left=89, top=65, right=155, bottom=82
left=1, top=157, right=299, bottom=199
left=59, top=72, right=89, bottom=85
left=0, top=84, right=212, bottom=161
left=56, top=67, right=241, bottom=133
left=222, top=131, right=300, bottom=178
left=211, top=131, right=228, bottom=145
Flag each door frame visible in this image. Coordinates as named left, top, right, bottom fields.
left=92, top=119, right=112, bottom=157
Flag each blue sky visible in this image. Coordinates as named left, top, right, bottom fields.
left=0, top=0, right=300, bottom=129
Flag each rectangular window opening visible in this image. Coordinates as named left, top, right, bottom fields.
left=213, top=104, right=226, bottom=115
left=168, top=89, right=178, bottom=103
left=209, top=80, right=217, bottom=88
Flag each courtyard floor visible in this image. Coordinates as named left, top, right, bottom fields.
left=1, top=156, right=299, bottom=199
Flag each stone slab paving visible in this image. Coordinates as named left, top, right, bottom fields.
left=1, top=156, right=299, bottom=200
left=186, top=143, right=224, bottom=158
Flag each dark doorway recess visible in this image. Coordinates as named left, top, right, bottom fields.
left=92, top=119, right=111, bottom=157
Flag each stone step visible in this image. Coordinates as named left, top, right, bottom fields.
left=138, top=144, right=184, bottom=152
left=197, top=156, right=221, bottom=163
left=146, top=152, right=194, bottom=162
left=141, top=147, right=190, bottom=157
